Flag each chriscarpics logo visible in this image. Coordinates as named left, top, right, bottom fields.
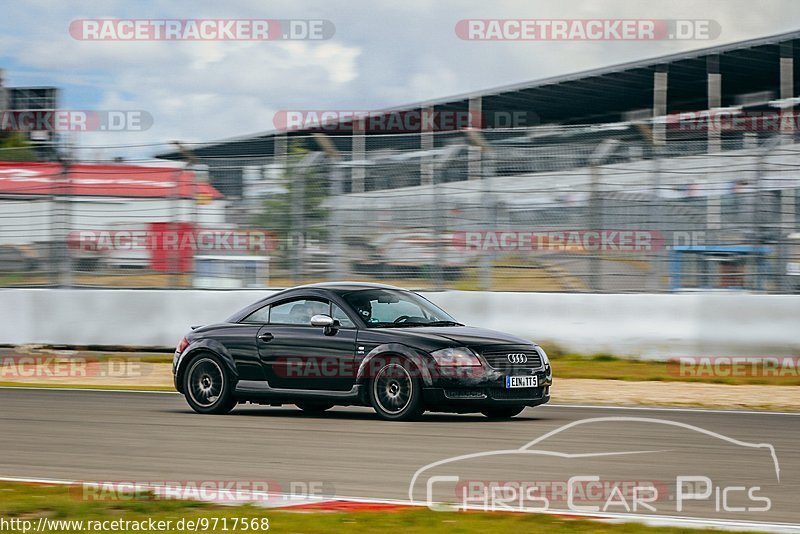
left=409, top=417, right=779, bottom=520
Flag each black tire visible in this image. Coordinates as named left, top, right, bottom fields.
left=183, top=353, right=237, bottom=414
left=296, top=402, right=334, bottom=413
left=368, top=359, right=425, bottom=421
left=481, top=406, right=526, bottom=419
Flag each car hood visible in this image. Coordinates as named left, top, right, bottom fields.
left=367, top=325, right=533, bottom=350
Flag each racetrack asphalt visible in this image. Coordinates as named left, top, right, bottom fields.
left=0, top=388, right=797, bottom=529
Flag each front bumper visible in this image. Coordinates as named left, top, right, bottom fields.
left=423, top=346, right=552, bottom=411
left=423, top=384, right=551, bottom=411
left=424, top=364, right=552, bottom=411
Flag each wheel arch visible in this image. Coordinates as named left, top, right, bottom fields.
left=355, top=343, right=433, bottom=387
left=175, top=339, right=238, bottom=393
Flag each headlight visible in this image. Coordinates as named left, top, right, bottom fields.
left=536, top=346, right=550, bottom=367
left=537, top=346, right=552, bottom=379
left=430, top=347, right=481, bottom=367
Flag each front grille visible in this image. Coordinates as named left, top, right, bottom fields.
left=481, top=349, right=543, bottom=372
left=444, top=388, right=487, bottom=400
left=489, top=387, right=544, bottom=401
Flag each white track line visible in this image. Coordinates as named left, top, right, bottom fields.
left=544, top=403, right=800, bottom=416
left=0, top=386, right=178, bottom=394
left=0, top=476, right=797, bottom=532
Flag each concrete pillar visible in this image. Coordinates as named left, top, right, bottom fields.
left=420, top=106, right=434, bottom=186
left=274, top=134, right=287, bottom=171
left=782, top=188, right=796, bottom=232
left=707, top=195, right=722, bottom=231
left=468, top=97, right=482, bottom=181
left=0, top=69, right=7, bottom=112
left=707, top=55, right=721, bottom=153
left=652, top=66, right=668, bottom=146
left=780, top=42, right=795, bottom=140
left=351, top=118, right=365, bottom=193
left=652, top=67, right=668, bottom=290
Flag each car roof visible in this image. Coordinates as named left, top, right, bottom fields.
left=225, top=282, right=409, bottom=323
left=290, top=281, right=406, bottom=294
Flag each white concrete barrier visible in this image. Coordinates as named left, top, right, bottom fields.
left=429, top=291, right=800, bottom=358
left=1, top=289, right=798, bottom=359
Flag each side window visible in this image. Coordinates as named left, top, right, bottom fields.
left=269, top=298, right=328, bottom=325
left=242, top=305, right=270, bottom=324
left=331, top=303, right=355, bottom=328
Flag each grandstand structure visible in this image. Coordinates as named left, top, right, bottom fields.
left=158, top=30, right=800, bottom=197
left=151, top=31, right=799, bottom=292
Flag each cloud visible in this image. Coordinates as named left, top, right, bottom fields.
left=1, top=0, right=799, bottom=158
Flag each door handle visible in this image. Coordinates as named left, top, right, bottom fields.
left=258, top=332, right=274, bottom=342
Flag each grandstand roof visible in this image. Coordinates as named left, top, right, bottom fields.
left=158, top=29, right=800, bottom=161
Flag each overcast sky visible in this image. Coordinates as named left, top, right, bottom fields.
left=2, top=0, right=800, bottom=160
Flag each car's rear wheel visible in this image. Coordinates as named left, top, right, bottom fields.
left=184, top=353, right=236, bottom=414
left=369, top=360, right=424, bottom=421
left=481, top=406, right=526, bottom=419
left=296, top=402, right=334, bottom=413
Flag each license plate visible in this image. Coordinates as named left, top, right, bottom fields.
left=505, top=375, right=538, bottom=389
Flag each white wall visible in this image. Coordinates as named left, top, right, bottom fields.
left=0, top=199, right=50, bottom=245
left=429, top=291, right=800, bottom=358
left=340, top=141, right=800, bottom=207
left=0, top=197, right=226, bottom=246
left=1, top=288, right=798, bottom=359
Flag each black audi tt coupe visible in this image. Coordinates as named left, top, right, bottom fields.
left=173, top=282, right=551, bottom=420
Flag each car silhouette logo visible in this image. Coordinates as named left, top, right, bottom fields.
left=507, top=353, right=528, bottom=364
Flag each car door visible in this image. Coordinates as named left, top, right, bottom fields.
left=225, top=304, right=272, bottom=382
left=257, top=297, right=358, bottom=391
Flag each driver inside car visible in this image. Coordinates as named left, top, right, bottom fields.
left=348, top=295, right=373, bottom=322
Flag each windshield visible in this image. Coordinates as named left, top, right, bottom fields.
left=343, top=289, right=460, bottom=328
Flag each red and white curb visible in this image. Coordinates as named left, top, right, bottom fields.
left=1, top=476, right=798, bottom=532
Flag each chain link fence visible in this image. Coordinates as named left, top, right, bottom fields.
left=1, top=125, right=799, bottom=293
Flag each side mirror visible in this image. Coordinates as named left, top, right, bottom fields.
left=310, top=314, right=335, bottom=327
left=310, top=314, right=338, bottom=336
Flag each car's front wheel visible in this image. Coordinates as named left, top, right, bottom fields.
left=183, top=353, right=237, bottom=414
left=369, top=359, right=424, bottom=421
left=481, top=406, right=526, bottom=419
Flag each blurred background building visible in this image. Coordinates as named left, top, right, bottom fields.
left=3, top=31, right=800, bottom=292
left=0, top=69, right=61, bottom=160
